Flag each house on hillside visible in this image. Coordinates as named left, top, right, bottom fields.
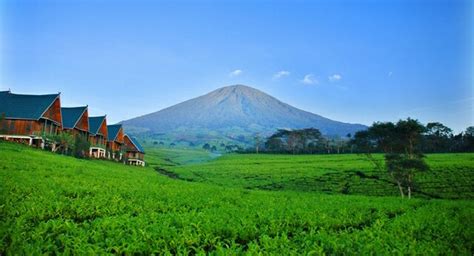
left=88, top=116, right=108, bottom=158
left=107, top=124, right=124, bottom=160
left=61, top=106, right=89, bottom=137
left=0, top=91, right=62, bottom=148
left=123, top=134, right=146, bottom=166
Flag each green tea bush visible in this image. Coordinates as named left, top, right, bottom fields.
left=0, top=142, right=472, bottom=254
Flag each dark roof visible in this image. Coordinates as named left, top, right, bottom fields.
left=89, top=116, right=106, bottom=135
left=61, top=106, right=88, bottom=130
left=125, top=134, right=145, bottom=153
left=107, top=124, right=122, bottom=141
left=0, top=91, right=60, bottom=120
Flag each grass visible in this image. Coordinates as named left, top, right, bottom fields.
left=1, top=141, right=473, bottom=254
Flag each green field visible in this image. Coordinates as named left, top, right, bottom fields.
left=159, top=152, right=474, bottom=199
left=1, top=141, right=473, bottom=254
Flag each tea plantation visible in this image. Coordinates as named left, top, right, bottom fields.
left=1, top=142, right=473, bottom=254
left=163, top=152, right=474, bottom=199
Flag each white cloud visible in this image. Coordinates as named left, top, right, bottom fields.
left=301, top=74, right=318, bottom=85
left=388, top=71, right=393, bottom=77
left=328, top=74, right=342, bottom=82
left=229, top=69, right=242, bottom=77
left=273, top=70, right=290, bottom=80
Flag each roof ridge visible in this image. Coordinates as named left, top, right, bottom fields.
left=62, top=105, right=88, bottom=109
left=8, top=92, right=60, bottom=97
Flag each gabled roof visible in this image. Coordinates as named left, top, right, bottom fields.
left=0, top=91, right=61, bottom=120
left=125, top=134, right=145, bottom=153
left=61, top=106, right=88, bottom=130
left=107, top=124, right=122, bottom=141
left=89, top=116, right=106, bottom=135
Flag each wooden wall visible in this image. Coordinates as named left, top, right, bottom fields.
left=116, top=127, right=124, bottom=144
left=89, top=134, right=106, bottom=147
left=98, top=118, right=108, bottom=138
left=123, top=135, right=136, bottom=151
left=75, top=109, right=89, bottom=132
left=107, top=141, right=122, bottom=152
left=67, top=128, right=88, bottom=138
left=0, top=119, right=42, bottom=135
left=42, top=98, right=62, bottom=125
left=0, top=119, right=60, bottom=136
left=126, top=151, right=144, bottom=160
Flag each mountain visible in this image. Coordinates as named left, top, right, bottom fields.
left=121, top=85, right=366, bottom=144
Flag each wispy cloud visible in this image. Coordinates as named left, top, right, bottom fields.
left=328, top=74, right=342, bottom=82
left=229, top=69, right=242, bottom=77
left=301, top=74, right=318, bottom=85
left=388, top=71, right=393, bottom=77
left=273, top=70, right=290, bottom=80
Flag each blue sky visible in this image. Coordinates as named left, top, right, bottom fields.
left=1, top=0, right=472, bottom=132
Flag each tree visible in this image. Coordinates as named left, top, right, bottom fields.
left=264, top=128, right=325, bottom=154
left=45, top=132, right=75, bottom=155
left=202, top=143, right=211, bottom=151
left=287, top=132, right=301, bottom=154
left=466, top=126, right=474, bottom=136
left=426, top=122, right=453, bottom=137
left=385, top=154, right=428, bottom=198
left=73, top=134, right=90, bottom=158
left=461, top=126, right=474, bottom=152
left=351, top=118, right=428, bottom=198
left=254, top=133, right=261, bottom=154
left=424, top=122, right=453, bottom=153
left=346, top=133, right=353, bottom=153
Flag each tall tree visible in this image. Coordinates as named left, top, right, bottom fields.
left=352, top=118, right=428, bottom=198
left=424, top=122, right=453, bottom=152
left=254, top=133, right=261, bottom=154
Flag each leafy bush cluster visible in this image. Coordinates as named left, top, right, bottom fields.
left=38, top=131, right=90, bottom=158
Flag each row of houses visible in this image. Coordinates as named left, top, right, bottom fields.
left=0, top=90, right=145, bottom=166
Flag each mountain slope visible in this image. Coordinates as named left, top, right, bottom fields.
left=122, top=85, right=366, bottom=139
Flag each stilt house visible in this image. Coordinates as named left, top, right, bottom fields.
left=88, top=116, right=108, bottom=158
left=107, top=124, right=124, bottom=160
left=0, top=91, right=62, bottom=148
left=123, top=134, right=146, bottom=166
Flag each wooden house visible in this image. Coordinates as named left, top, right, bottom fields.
left=88, top=116, right=108, bottom=158
left=107, top=124, right=124, bottom=160
left=123, top=134, right=146, bottom=166
left=0, top=91, right=62, bottom=148
left=61, top=106, right=89, bottom=138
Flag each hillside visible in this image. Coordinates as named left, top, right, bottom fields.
left=1, top=142, right=473, bottom=254
left=122, top=85, right=366, bottom=144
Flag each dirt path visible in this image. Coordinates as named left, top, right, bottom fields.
left=153, top=166, right=196, bottom=182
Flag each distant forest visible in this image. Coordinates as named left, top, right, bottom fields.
left=248, top=119, right=473, bottom=154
